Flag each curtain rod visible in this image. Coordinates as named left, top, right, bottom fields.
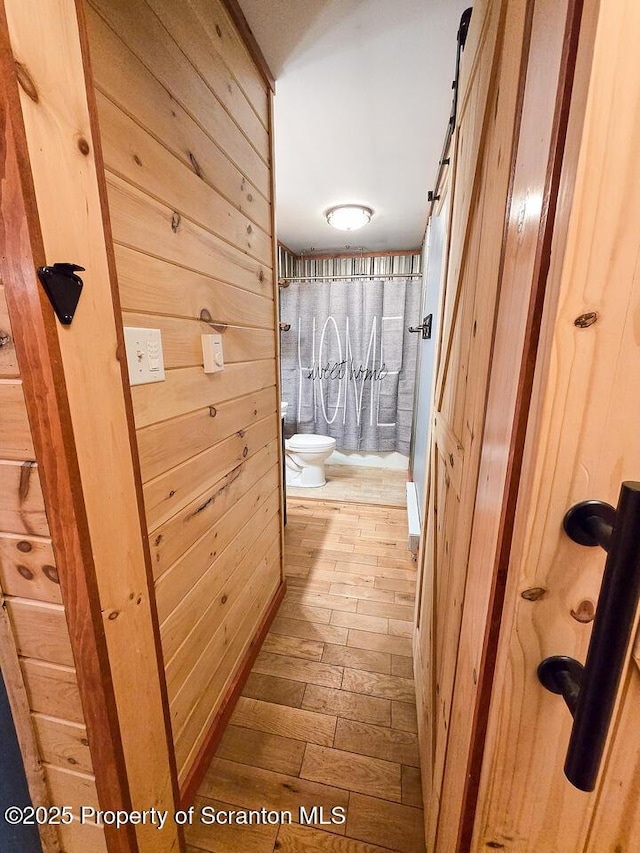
left=278, top=273, right=422, bottom=284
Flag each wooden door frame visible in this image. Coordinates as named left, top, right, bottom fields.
left=0, top=0, right=185, bottom=848
left=0, top=5, right=137, bottom=851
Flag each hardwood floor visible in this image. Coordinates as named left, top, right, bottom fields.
left=186, top=498, right=424, bottom=853
left=286, top=465, right=407, bottom=508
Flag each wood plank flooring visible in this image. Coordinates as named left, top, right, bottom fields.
left=187, top=498, right=424, bottom=853
left=285, top=465, right=407, bottom=508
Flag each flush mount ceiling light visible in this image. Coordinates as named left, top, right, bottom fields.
left=326, top=204, right=374, bottom=231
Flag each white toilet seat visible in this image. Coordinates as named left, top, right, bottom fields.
left=285, top=433, right=336, bottom=452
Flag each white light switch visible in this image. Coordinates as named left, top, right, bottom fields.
left=202, top=333, right=224, bottom=373
left=124, top=327, right=165, bottom=386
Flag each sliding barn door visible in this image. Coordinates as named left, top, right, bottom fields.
left=473, top=0, right=640, bottom=848
left=414, top=0, right=527, bottom=844
left=413, top=0, right=589, bottom=846
left=416, top=0, right=640, bottom=848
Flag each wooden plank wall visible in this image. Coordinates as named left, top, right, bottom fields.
left=85, top=0, right=282, bottom=785
left=0, top=283, right=106, bottom=852
left=6, top=0, right=183, bottom=842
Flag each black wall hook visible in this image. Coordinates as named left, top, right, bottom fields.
left=37, top=263, right=85, bottom=325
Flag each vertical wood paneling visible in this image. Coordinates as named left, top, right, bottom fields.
left=87, top=0, right=282, bottom=788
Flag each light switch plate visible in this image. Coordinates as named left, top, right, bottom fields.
left=124, top=327, right=165, bottom=386
left=202, top=333, right=224, bottom=373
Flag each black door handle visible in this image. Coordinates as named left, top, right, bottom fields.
left=538, top=481, right=640, bottom=791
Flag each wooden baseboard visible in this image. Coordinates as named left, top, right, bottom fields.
left=179, top=579, right=286, bottom=807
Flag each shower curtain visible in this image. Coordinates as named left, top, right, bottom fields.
left=279, top=278, right=421, bottom=453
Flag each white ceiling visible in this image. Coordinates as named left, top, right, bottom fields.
left=237, top=0, right=470, bottom=254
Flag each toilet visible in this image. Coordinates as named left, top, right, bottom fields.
left=285, top=433, right=336, bottom=487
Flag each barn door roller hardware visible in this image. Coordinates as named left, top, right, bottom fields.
left=427, top=7, right=472, bottom=211
left=36, top=263, right=85, bottom=325
left=537, top=481, right=640, bottom=791
left=408, top=315, right=432, bottom=339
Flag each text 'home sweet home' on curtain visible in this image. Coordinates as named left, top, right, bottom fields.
left=279, top=278, right=420, bottom=453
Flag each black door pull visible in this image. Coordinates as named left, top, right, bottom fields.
left=538, top=481, right=640, bottom=791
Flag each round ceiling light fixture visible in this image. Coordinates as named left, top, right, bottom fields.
left=326, top=204, right=374, bottom=232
